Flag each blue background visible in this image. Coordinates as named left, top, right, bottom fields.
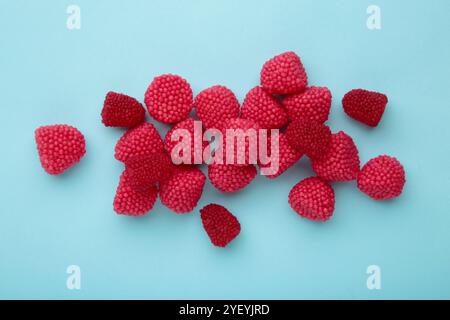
left=1, top=0, right=449, bottom=299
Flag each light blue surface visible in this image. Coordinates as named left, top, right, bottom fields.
left=1, top=0, right=449, bottom=299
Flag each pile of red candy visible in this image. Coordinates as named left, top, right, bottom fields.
left=35, top=51, right=406, bottom=248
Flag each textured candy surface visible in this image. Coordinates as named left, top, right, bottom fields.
left=288, top=177, right=335, bottom=222
left=144, top=74, right=193, bottom=123
left=208, top=164, right=257, bottom=193
left=283, top=86, right=332, bottom=124
left=342, top=89, right=388, bottom=127
left=286, top=120, right=332, bottom=160
left=260, top=51, right=308, bottom=94
left=241, top=86, right=288, bottom=129
left=159, top=166, right=206, bottom=213
left=200, top=204, right=241, bottom=247
left=113, top=171, right=158, bottom=216
left=125, top=153, right=174, bottom=192
left=218, top=118, right=261, bottom=165
left=35, top=124, right=86, bottom=175
left=164, top=118, right=207, bottom=165
left=312, top=131, right=360, bottom=181
left=259, top=132, right=303, bottom=179
left=101, top=91, right=145, bottom=127
left=194, top=85, right=240, bottom=129
left=115, top=122, right=164, bottom=163
left=357, top=155, right=405, bottom=200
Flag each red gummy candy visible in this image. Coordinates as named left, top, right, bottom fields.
left=115, top=122, right=164, bottom=163
left=125, top=152, right=174, bottom=192
left=311, top=131, right=360, bottom=182
left=241, top=86, right=288, bottom=129
left=159, top=166, right=206, bottom=213
left=144, top=74, right=193, bottom=124
left=208, top=164, right=257, bottom=193
left=260, top=51, right=308, bottom=94
left=35, top=124, right=86, bottom=175
left=283, top=86, right=332, bottom=124
left=194, top=85, right=240, bottom=129
left=200, top=203, right=241, bottom=247
left=113, top=170, right=158, bottom=216
left=101, top=91, right=145, bottom=127
left=357, top=155, right=405, bottom=200
left=288, top=177, right=335, bottom=222
left=342, top=89, right=388, bottom=127
left=286, top=120, right=332, bottom=160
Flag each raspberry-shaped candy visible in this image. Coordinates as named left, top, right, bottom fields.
left=311, top=131, right=360, bottom=181
left=260, top=51, right=308, bottom=94
left=115, top=122, right=164, bottom=163
left=288, top=177, right=335, bottom=222
left=101, top=91, right=145, bottom=127
left=200, top=204, right=241, bottom=247
left=342, top=89, right=388, bottom=127
left=35, top=124, right=86, bottom=175
left=259, top=132, right=303, bottom=179
left=159, top=166, right=206, bottom=213
left=164, top=118, right=207, bottom=165
left=357, top=155, right=405, bottom=200
left=286, top=120, right=331, bottom=160
left=144, top=74, right=193, bottom=124
left=208, top=164, right=257, bottom=193
left=113, top=171, right=158, bottom=216
left=125, top=153, right=174, bottom=192
left=219, top=118, right=261, bottom=165
left=283, top=86, right=332, bottom=124
left=194, top=85, right=240, bottom=129
left=241, top=86, right=288, bottom=129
